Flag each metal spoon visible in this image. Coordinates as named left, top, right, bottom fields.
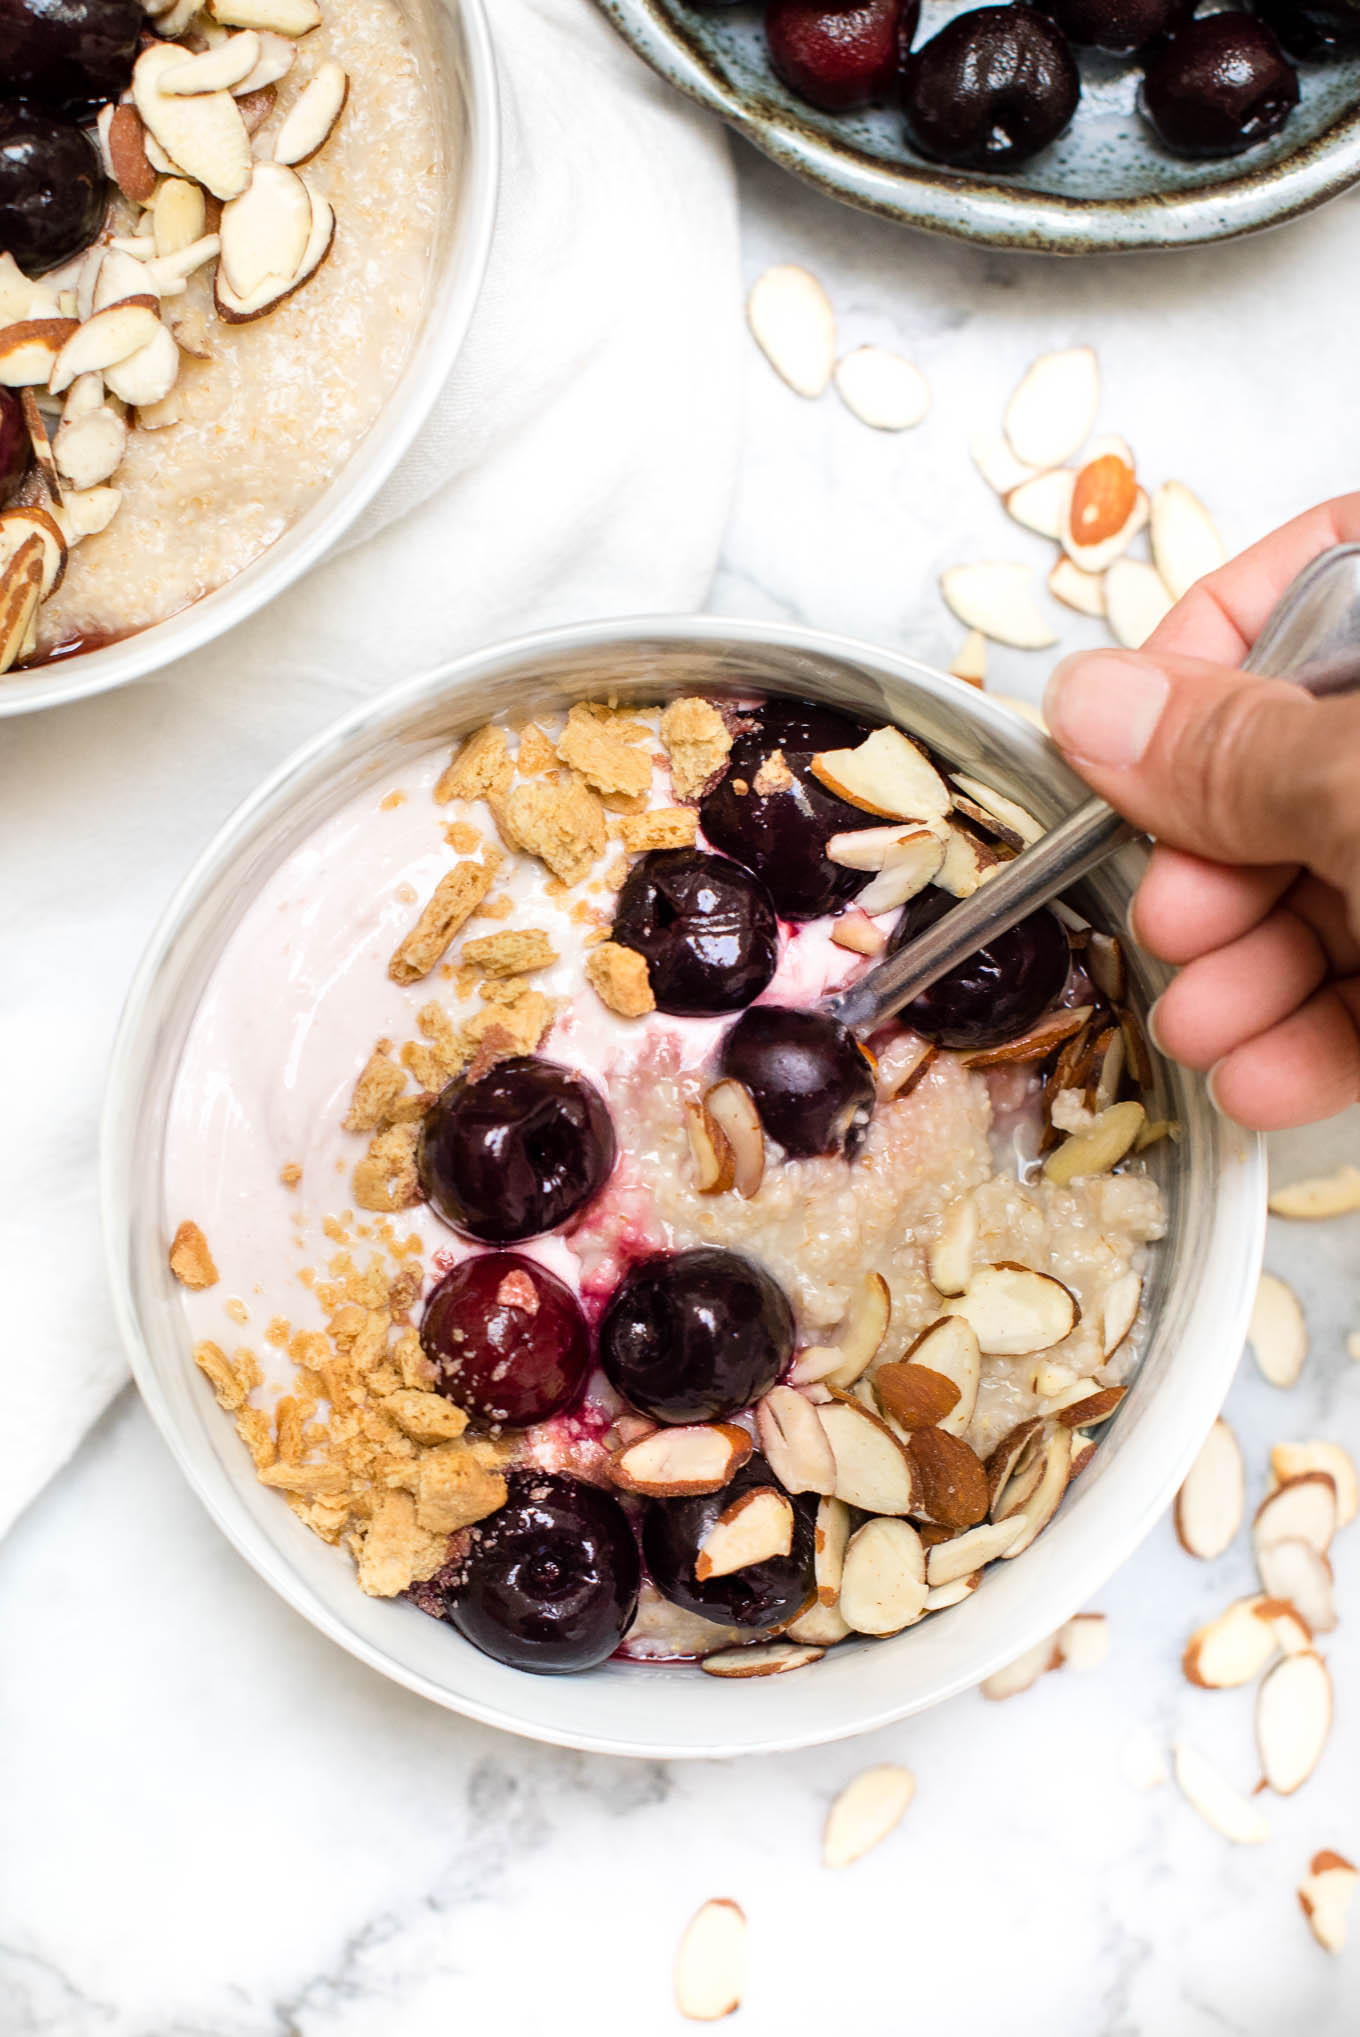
left=824, top=542, right=1360, bottom=1037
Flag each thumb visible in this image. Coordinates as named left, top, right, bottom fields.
left=1042, top=648, right=1360, bottom=883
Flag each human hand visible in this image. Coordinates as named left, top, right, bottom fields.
left=1043, top=493, right=1360, bottom=1132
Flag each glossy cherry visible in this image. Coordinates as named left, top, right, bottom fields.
left=0, top=103, right=106, bottom=274
left=444, top=1470, right=641, bottom=1674
left=901, top=4, right=1080, bottom=169
left=0, top=390, right=30, bottom=509
left=1250, top=0, right=1360, bottom=57
left=599, top=1246, right=794, bottom=1426
left=642, top=1452, right=817, bottom=1629
left=1141, top=14, right=1297, bottom=155
left=419, top=1253, right=592, bottom=1427
left=1039, top=0, right=1192, bottom=51
left=418, top=1056, right=616, bottom=1244
left=611, top=847, right=778, bottom=1016
left=1, top=0, right=142, bottom=119
left=719, top=1005, right=876, bottom=1158
left=887, top=886, right=1071, bottom=1051
left=765, top=0, right=919, bottom=111
left=700, top=700, right=880, bottom=922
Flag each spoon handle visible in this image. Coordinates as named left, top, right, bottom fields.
left=824, top=542, right=1360, bottom=1037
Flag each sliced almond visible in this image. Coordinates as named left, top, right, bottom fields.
left=961, top=1004, right=1091, bottom=1069
left=674, top=1899, right=746, bottom=2021
left=1269, top=1441, right=1357, bottom=1527
left=839, top=1516, right=927, bottom=1635
left=1268, top=1164, right=1360, bottom=1219
left=826, top=821, right=940, bottom=871
left=1086, top=1026, right=1126, bottom=1114
left=940, top=562, right=1057, bottom=651
left=928, top=1195, right=976, bottom=1298
left=133, top=43, right=252, bottom=201
left=756, top=1386, right=836, bottom=1498
left=1174, top=1417, right=1244, bottom=1560
left=814, top=1494, right=850, bottom=1606
left=1043, top=1100, right=1145, bottom=1186
left=985, top=1418, right=1043, bottom=1515
left=923, top=1572, right=980, bottom=1609
left=823, top=1765, right=916, bottom=1868
left=1053, top=1384, right=1125, bottom=1429
left=91, top=250, right=156, bottom=316
left=48, top=300, right=161, bottom=396
left=1248, top=1270, right=1308, bottom=1388
left=218, top=160, right=312, bottom=299
left=905, top=1316, right=980, bottom=1439
left=817, top=1398, right=916, bottom=1516
left=54, top=484, right=120, bottom=543
left=1257, top=1539, right=1336, bottom=1636
left=232, top=30, right=299, bottom=90
left=872, top=1358, right=960, bottom=1433
left=1005, top=465, right=1074, bottom=541
left=1298, top=1851, right=1358, bottom=1955
left=907, top=1427, right=989, bottom=1531
left=789, top=1344, right=848, bottom=1387
left=695, top=1486, right=794, bottom=1581
left=104, top=322, right=179, bottom=408
left=950, top=774, right=1045, bottom=847
left=876, top=1033, right=936, bottom=1100
left=273, top=58, right=349, bottom=165
left=101, top=103, right=158, bottom=203
left=684, top=1099, right=734, bottom=1194
left=824, top=1271, right=891, bottom=1389
left=952, top=1264, right=1078, bottom=1357
left=702, top=1079, right=763, bottom=1199
left=1105, top=558, right=1174, bottom=650
left=829, top=908, right=886, bottom=957
left=1183, top=1596, right=1281, bottom=1689
left=1258, top=1650, right=1332, bottom=1795
left=935, top=822, right=1003, bottom=900
left=1057, top=1611, right=1109, bottom=1671
left=746, top=264, right=834, bottom=399
left=0, top=319, right=78, bottom=388
left=163, top=30, right=262, bottom=93
left=0, top=506, right=67, bottom=597
left=1151, top=480, right=1225, bottom=602
left=1255, top=1473, right=1338, bottom=1559
left=834, top=827, right=946, bottom=915
left=52, top=406, right=126, bottom=490
left=981, top=1633, right=1061, bottom=1700
left=610, top=1423, right=752, bottom=1498
left=1063, top=483, right=1150, bottom=578
left=699, top=1641, right=824, bottom=1680
left=785, top=1598, right=852, bottom=1646
left=969, top=427, right=1038, bottom=497
left=810, top=726, right=950, bottom=824
left=925, top=1514, right=1026, bottom=1585
left=1000, top=1427, right=1073, bottom=1556
left=0, top=536, right=44, bottom=676
left=1100, top=1271, right=1142, bottom=1358
left=1173, top=1742, right=1271, bottom=1844
left=1258, top=1597, right=1314, bottom=1656
left=833, top=344, right=928, bottom=430
left=1003, top=346, right=1100, bottom=469
left=208, top=0, right=322, bottom=30
left=949, top=629, right=987, bottom=686
left=1085, top=929, right=1128, bottom=1002
left=152, top=179, right=209, bottom=259
left=0, top=254, right=34, bottom=326
left=19, top=389, right=59, bottom=500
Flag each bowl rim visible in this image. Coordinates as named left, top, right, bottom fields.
left=0, top=0, right=501, bottom=721
left=592, top=0, right=1360, bottom=254
left=102, top=611, right=1267, bottom=1758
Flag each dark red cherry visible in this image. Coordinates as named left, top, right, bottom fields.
left=1039, top=0, right=1192, bottom=52
left=0, top=103, right=106, bottom=274
left=700, top=700, right=880, bottom=922
left=901, top=4, right=1080, bottom=169
left=887, top=886, right=1071, bottom=1051
left=420, top=1253, right=592, bottom=1427
left=719, top=1005, right=876, bottom=1158
left=443, top=1470, right=641, bottom=1674
left=0, top=0, right=142, bottom=120
left=611, top=848, right=778, bottom=1017
left=765, top=0, right=919, bottom=111
left=642, top=1452, right=817, bottom=1629
left=0, top=390, right=31, bottom=509
left=599, top=1246, right=794, bottom=1426
left=418, top=1056, right=616, bottom=1244
left=1250, top=0, right=1360, bottom=56
left=1141, top=14, right=1297, bottom=155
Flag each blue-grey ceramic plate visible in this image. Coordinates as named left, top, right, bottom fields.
left=594, top=0, right=1360, bottom=251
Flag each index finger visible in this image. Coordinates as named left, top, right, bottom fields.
left=1147, top=490, right=1360, bottom=665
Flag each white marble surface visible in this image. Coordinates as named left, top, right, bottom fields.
left=5, top=133, right=1360, bottom=2037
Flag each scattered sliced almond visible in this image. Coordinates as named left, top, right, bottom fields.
left=1100, top=1271, right=1142, bottom=1358
left=0, top=506, right=67, bottom=598
left=1298, top=1851, right=1358, bottom=1955
left=986, top=1419, right=1043, bottom=1516
left=1068, top=449, right=1137, bottom=549
left=756, top=1386, right=836, bottom=1497
left=950, top=774, right=1045, bottom=847
left=208, top=0, right=322, bottom=30
left=274, top=58, right=349, bottom=164
left=834, top=346, right=929, bottom=431
left=925, top=1514, right=1026, bottom=1585
left=0, top=318, right=78, bottom=387
left=1268, top=1164, right=1360, bottom=1219
left=1151, top=481, right=1225, bottom=602
left=940, top=562, right=1057, bottom=651
left=834, top=826, right=946, bottom=916
left=1000, top=1427, right=1073, bottom=1556
left=906, top=1316, right=981, bottom=1439
left=746, top=264, right=835, bottom=399
left=152, top=179, right=209, bottom=259
left=969, top=427, right=1038, bottom=497
left=1053, top=1384, right=1125, bottom=1429
left=1057, top=1611, right=1109, bottom=1671
left=839, top=1516, right=928, bottom=1635
left=785, top=1598, right=852, bottom=1647
left=949, top=630, right=988, bottom=685
left=610, top=1423, right=752, bottom=1498
left=54, top=484, right=119, bottom=543
left=52, top=406, right=126, bottom=490
left=1255, top=1473, right=1338, bottom=1559
left=695, top=1486, right=794, bottom=1581
left=1050, top=555, right=1107, bottom=617
left=92, top=249, right=155, bottom=315
left=233, top=31, right=297, bottom=91
left=218, top=160, right=312, bottom=301
left=935, top=821, right=1003, bottom=899
left=814, top=1494, right=850, bottom=1606
left=981, top=1632, right=1061, bottom=1700
left=928, top=1194, right=976, bottom=1299
left=699, top=1641, right=824, bottom=1680
left=1005, top=465, right=1074, bottom=542
left=1105, top=558, right=1174, bottom=649
left=1063, top=483, right=1150, bottom=578
left=817, top=1399, right=916, bottom=1516
left=1174, top=1416, right=1244, bottom=1560
left=163, top=30, right=262, bottom=93
left=923, top=1573, right=979, bottom=1609
left=48, top=299, right=161, bottom=394
left=826, top=818, right=940, bottom=871
left=952, top=1263, right=1078, bottom=1357
left=809, top=725, right=951, bottom=823
left=1043, top=1099, right=1145, bottom=1187
left=1257, top=1539, right=1336, bottom=1636
left=1248, top=1271, right=1308, bottom=1388
left=876, top=1033, right=935, bottom=1100
left=1173, top=1742, right=1271, bottom=1844
left=1269, top=1441, right=1357, bottom=1527
left=674, top=1899, right=746, bottom=2021
left=702, top=1079, right=764, bottom=1199
left=0, top=535, right=44, bottom=675
left=823, top=1765, right=916, bottom=1868
left=1183, top=1596, right=1281, bottom=1689
left=1259, top=1597, right=1314, bottom=1657
left=684, top=1100, right=733, bottom=1194
left=829, top=908, right=885, bottom=957
left=908, top=1427, right=989, bottom=1531
left=873, top=1357, right=960, bottom=1433
left=1085, top=929, right=1128, bottom=1003
left=961, top=1004, right=1090, bottom=1070
left=824, top=1272, right=891, bottom=1389
left=104, top=322, right=179, bottom=408
left=1258, top=1650, right=1332, bottom=1795
left=1003, top=347, right=1099, bottom=469
left=133, top=43, right=252, bottom=201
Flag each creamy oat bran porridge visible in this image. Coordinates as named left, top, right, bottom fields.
left=164, top=695, right=1168, bottom=1678
left=0, top=0, right=440, bottom=670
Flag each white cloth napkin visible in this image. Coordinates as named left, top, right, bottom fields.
left=0, top=0, right=739, bottom=1538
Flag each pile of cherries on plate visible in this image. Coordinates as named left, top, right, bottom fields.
left=688, top=0, right=1357, bottom=168
left=408, top=701, right=1078, bottom=1678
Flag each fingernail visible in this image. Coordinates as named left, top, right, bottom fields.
left=1145, top=994, right=1167, bottom=1054
left=1206, top=1059, right=1230, bottom=1118
left=1043, top=653, right=1170, bottom=769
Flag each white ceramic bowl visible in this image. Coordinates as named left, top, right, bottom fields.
left=103, top=616, right=1266, bottom=1759
left=1, top=0, right=498, bottom=720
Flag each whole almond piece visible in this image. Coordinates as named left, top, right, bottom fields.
left=1069, top=450, right=1137, bottom=549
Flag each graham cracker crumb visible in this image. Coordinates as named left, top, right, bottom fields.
left=226, top=1297, right=249, bottom=1325
left=434, top=725, right=513, bottom=806
left=388, top=854, right=501, bottom=985
left=443, top=820, right=481, bottom=854
left=516, top=723, right=556, bottom=775
left=194, top=1338, right=247, bottom=1410
left=343, top=1042, right=407, bottom=1133
left=586, top=941, right=655, bottom=1018
left=557, top=707, right=653, bottom=800
left=356, top=1490, right=450, bottom=1597
left=618, top=807, right=699, bottom=853
left=353, top=1124, right=422, bottom=1212
left=474, top=892, right=516, bottom=922
left=415, top=1444, right=508, bottom=1535
left=753, top=747, right=793, bottom=795
left=170, top=1220, right=218, bottom=1289
left=460, top=988, right=553, bottom=1066
left=280, top=1162, right=302, bottom=1189
left=460, top=927, right=557, bottom=977
left=382, top=1389, right=469, bottom=1444
left=379, top=790, right=406, bottom=812
left=600, top=788, right=650, bottom=816
left=660, top=696, right=731, bottom=798
left=234, top=1404, right=276, bottom=1471
left=503, top=777, right=606, bottom=886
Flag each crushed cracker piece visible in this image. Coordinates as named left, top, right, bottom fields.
left=234, top=1404, right=276, bottom=1471
left=460, top=989, right=553, bottom=1066
left=619, top=807, right=699, bottom=853
left=280, top=1163, right=302, bottom=1189
left=343, top=1042, right=408, bottom=1132
left=356, top=1491, right=449, bottom=1596
left=461, top=927, right=557, bottom=977
left=660, top=696, right=731, bottom=797
left=444, top=821, right=481, bottom=854
left=225, top=1297, right=249, bottom=1325
left=415, top=1443, right=507, bottom=1534
left=434, top=724, right=513, bottom=806
left=516, top=723, right=557, bottom=775
left=501, top=777, right=607, bottom=886
left=379, top=791, right=406, bottom=812
left=383, top=1389, right=469, bottom=1444
left=753, top=748, right=793, bottom=795
left=586, top=941, right=656, bottom=1018
left=600, top=788, right=650, bottom=815
left=389, top=855, right=501, bottom=985
left=474, top=891, right=515, bottom=921
left=169, top=1220, right=218, bottom=1289
left=258, top=1458, right=348, bottom=1496
left=353, top=1124, right=422, bottom=1213
left=194, top=1339, right=246, bottom=1410
left=557, top=709, right=654, bottom=799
